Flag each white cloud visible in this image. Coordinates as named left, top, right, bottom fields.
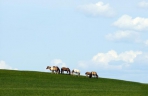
left=118, top=51, right=142, bottom=63
left=78, top=1, right=115, bottom=17
left=78, top=50, right=142, bottom=70
left=105, top=30, right=139, bottom=42
left=78, top=51, right=148, bottom=83
left=144, top=40, right=148, bottom=46
left=92, top=50, right=142, bottom=64
left=50, top=59, right=66, bottom=67
left=113, top=15, right=148, bottom=31
left=0, top=60, right=17, bottom=70
left=92, top=50, right=118, bottom=64
left=138, top=1, right=148, bottom=8
left=78, top=62, right=88, bottom=69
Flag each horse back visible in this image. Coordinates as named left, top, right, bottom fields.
left=91, top=71, right=97, bottom=75
left=85, top=72, right=91, bottom=75
left=61, top=67, right=66, bottom=70
left=50, top=67, right=54, bottom=70
left=74, top=69, right=80, bottom=73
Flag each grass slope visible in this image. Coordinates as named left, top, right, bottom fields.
left=0, top=69, right=147, bottom=96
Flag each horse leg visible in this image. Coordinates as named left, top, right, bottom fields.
left=61, top=69, right=62, bottom=74
left=86, top=74, right=89, bottom=77
left=57, top=69, right=58, bottom=74
left=96, top=74, right=98, bottom=78
left=69, top=71, right=71, bottom=75
left=89, top=74, right=92, bottom=78
left=71, top=72, right=73, bottom=75
left=58, top=68, right=60, bottom=74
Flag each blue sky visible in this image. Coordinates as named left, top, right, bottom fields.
left=0, top=0, right=148, bottom=83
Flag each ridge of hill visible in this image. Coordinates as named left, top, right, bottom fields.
left=0, top=69, right=147, bottom=96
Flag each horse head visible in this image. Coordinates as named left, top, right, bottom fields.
left=71, top=70, right=74, bottom=75
left=46, top=66, right=51, bottom=70
left=85, top=72, right=90, bottom=75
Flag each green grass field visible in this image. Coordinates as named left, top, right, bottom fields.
left=0, top=69, right=147, bottom=96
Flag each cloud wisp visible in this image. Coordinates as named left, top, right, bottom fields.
left=144, top=40, right=148, bottom=46
left=50, top=59, right=66, bottom=68
left=113, top=15, right=148, bottom=31
left=105, top=30, right=140, bottom=42
left=78, top=1, right=116, bottom=17
left=138, top=1, right=148, bottom=8
left=0, top=60, right=17, bottom=70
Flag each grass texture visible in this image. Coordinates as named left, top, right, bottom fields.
left=0, top=69, right=147, bottom=96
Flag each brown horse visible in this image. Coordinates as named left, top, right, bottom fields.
left=89, top=71, right=98, bottom=78
left=46, top=66, right=60, bottom=74
left=85, top=72, right=91, bottom=77
left=61, top=67, right=71, bottom=74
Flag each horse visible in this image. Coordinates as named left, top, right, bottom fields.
left=71, top=69, right=80, bottom=76
left=89, top=71, right=98, bottom=78
left=61, top=67, right=71, bottom=75
left=46, top=66, right=60, bottom=74
left=85, top=72, right=91, bottom=77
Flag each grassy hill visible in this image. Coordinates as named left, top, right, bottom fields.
left=0, top=69, right=147, bottom=96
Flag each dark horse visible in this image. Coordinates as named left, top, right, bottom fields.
left=89, top=71, right=98, bottom=78
left=46, top=66, right=60, bottom=74
left=61, top=67, right=71, bottom=74
left=85, top=72, right=91, bottom=77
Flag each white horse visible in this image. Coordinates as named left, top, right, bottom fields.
left=71, top=69, right=80, bottom=76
